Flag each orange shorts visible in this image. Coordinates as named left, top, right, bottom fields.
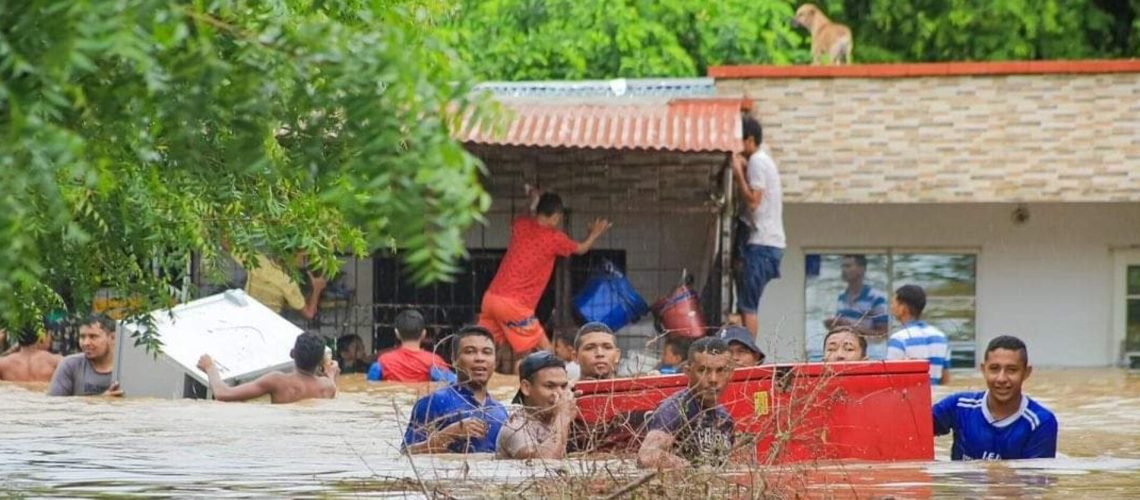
left=477, top=293, right=546, bottom=354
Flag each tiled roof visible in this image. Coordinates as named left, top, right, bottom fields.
left=459, top=97, right=745, bottom=153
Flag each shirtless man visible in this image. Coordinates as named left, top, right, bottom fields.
left=0, top=325, right=62, bottom=382
left=196, top=332, right=338, bottom=404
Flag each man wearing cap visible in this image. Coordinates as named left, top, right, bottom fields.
left=718, top=325, right=766, bottom=367
left=478, top=187, right=612, bottom=373
left=639, top=337, right=736, bottom=469
left=497, top=352, right=576, bottom=460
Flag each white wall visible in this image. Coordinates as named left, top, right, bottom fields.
left=758, top=202, right=1140, bottom=368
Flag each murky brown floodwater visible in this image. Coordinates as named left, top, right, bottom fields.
left=2, top=368, right=1138, bottom=498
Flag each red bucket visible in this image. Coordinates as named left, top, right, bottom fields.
left=651, top=285, right=706, bottom=340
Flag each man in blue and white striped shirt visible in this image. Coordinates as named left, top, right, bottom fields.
left=886, top=284, right=950, bottom=385
left=824, top=255, right=889, bottom=358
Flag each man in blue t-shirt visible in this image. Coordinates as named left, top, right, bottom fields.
left=638, top=337, right=736, bottom=469
left=932, top=335, right=1058, bottom=460
left=402, top=326, right=507, bottom=454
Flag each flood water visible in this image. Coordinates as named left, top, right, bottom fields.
left=2, top=368, right=1138, bottom=498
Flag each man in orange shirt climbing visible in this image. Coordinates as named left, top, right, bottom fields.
left=479, top=186, right=611, bottom=373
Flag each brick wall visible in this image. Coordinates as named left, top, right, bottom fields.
left=713, top=63, right=1140, bottom=203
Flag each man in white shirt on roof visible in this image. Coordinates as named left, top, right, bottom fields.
left=886, top=284, right=950, bottom=385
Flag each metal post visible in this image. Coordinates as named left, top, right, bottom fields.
left=719, top=155, right=735, bottom=320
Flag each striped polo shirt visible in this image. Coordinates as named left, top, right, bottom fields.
left=886, top=320, right=949, bottom=384
left=835, top=285, right=889, bottom=331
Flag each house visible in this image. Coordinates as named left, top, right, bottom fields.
left=710, top=60, right=1140, bottom=367
left=295, top=61, right=1140, bottom=370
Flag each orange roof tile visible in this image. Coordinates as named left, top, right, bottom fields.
left=460, top=98, right=746, bottom=153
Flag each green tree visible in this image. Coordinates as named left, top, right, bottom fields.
left=0, top=0, right=498, bottom=345
left=818, top=0, right=1125, bottom=62
left=439, top=0, right=806, bottom=81
left=441, top=0, right=1138, bottom=81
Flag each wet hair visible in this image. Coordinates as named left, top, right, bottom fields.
left=336, top=334, right=362, bottom=354
left=293, top=332, right=326, bottom=372
left=985, top=335, right=1028, bottom=366
left=687, top=336, right=728, bottom=358
left=79, top=314, right=116, bottom=336
left=893, top=284, right=926, bottom=318
left=451, top=325, right=494, bottom=361
left=664, top=336, right=691, bottom=361
left=574, top=322, right=615, bottom=350
left=824, top=326, right=867, bottom=356
left=742, top=115, right=763, bottom=146
left=843, top=254, right=868, bottom=269
left=394, top=309, right=426, bottom=342
left=17, top=325, right=40, bottom=347
left=535, top=192, right=565, bottom=217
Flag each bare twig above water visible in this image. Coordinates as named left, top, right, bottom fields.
left=603, top=470, right=657, bottom=500
left=391, top=399, right=437, bottom=500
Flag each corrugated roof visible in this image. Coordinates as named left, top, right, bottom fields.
left=474, top=78, right=716, bottom=99
left=460, top=98, right=745, bottom=153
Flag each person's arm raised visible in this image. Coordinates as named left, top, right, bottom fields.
left=299, top=273, right=327, bottom=320
left=732, top=154, right=763, bottom=211
left=574, top=218, right=612, bottom=255
left=197, top=354, right=275, bottom=402
left=518, top=392, right=576, bottom=460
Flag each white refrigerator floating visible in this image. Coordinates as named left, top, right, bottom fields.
left=114, top=289, right=303, bottom=399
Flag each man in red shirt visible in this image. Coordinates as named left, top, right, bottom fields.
left=375, top=309, right=456, bottom=383
left=480, top=189, right=611, bottom=373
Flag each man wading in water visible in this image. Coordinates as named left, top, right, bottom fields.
left=497, top=351, right=575, bottom=459
left=0, top=324, right=62, bottom=383
left=196, top=332, right=338, bottom=404
left=638, top=337, right=736, bottom=469
left=403, top=326, right=508, bottom=454
left=49, top=314, right=122, bottom=397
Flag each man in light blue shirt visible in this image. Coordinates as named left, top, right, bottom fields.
left=887, top=284, right=949, bottom=385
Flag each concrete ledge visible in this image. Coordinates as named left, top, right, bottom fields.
left=709, top=60, right=1140, bottom=79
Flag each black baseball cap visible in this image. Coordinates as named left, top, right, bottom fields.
left=512, top=351, right=567, bottom=405
left=718, top=325, right=765, bottom=362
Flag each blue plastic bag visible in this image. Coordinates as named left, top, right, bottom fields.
left=573, top=261, right=649, bottom=332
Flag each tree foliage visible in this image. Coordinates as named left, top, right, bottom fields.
left=439, top=0, right=806, bottom=80
left=442, top=0, right=1140, bottom=81
left=1, top=0, right=497, bottom=343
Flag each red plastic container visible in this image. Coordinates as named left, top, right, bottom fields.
left=574, top=360, right=934, bottom=463
left=651, top=285, right=707, bottom=339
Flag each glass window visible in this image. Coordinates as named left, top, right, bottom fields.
left=1128, top=266, right=1140, bottom=296
left=1127, top=265, right=1140, bottom=352
left=805, top=251, right=977, bottom=366
left=1127, top=299, right=1140, bottom=352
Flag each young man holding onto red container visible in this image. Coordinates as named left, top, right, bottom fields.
left=479, top=187, right=611, bottom=373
